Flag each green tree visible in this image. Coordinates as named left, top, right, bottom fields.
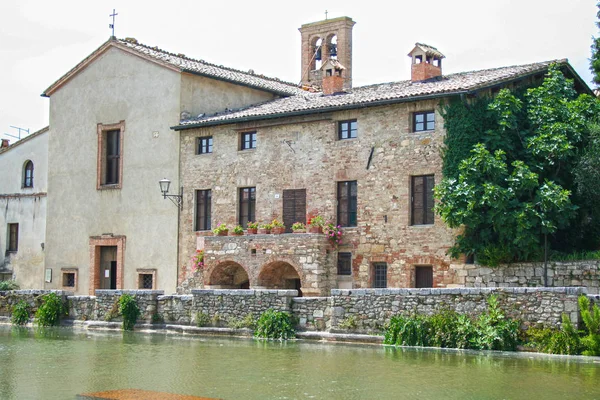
left=437, top=66, right=600, bottom=265
left=591, top=2, right=600, bottom=87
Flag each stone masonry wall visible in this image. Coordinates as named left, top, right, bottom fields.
left=0, top=290, right=72, bottom=317
left=452, top=261, right=600, bottom=294
left=178, top=101, right=458, bottom=294
left=292, top=297, right=331, bottom=331
left=330, top=287, right=584, bottom=332
left=68, top=290, right=164, bottom=322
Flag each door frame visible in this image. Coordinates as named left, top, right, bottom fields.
left=89, top=235, right=126, bottom=295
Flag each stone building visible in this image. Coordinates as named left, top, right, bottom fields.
left=0, top=127, right=48, bottom=286
left=172, top=17, right=592, bottom=296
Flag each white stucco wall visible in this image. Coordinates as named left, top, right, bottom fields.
left=45, top=47, right=182, bottom=294
left=0, top=129, right=48, bottom=288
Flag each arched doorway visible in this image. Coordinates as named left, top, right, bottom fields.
left=207, top=261, right=250, bottom=289
left=258, top=261, right=302, bottom=296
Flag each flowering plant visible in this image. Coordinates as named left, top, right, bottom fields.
left=247, top=221, right=259, bottom=229
left=271, top=219, right=285, bottom=228
left=191, top=250, right=204, bottom=271
left=213, top=223, right=228, bottom=235
left=324, top=223, right=343, bottom=246
left=291, top=222, right=306, bottom=231
left=233, top=225, right=244, bottom=234
left=259, top=223, right=272, bottom=230
left=307, top=215, right=325, bottom=227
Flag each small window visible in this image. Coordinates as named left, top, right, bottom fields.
left=337, top=181, right=357, bottom=227
left=239, top=187, right=256, bottom=228
left=140, top=274, right=153, bottom=289
left=195, top=190, right=212, bottom=231
left=60, top=268, right=78, bottom=290
left=411, top=175, right=435, bottom=225
left=7, top=223, right=18, bottom=252
left=337, top=252, right=352, bottom=275
left=373, top=263, right=387, bottom=288
left=240, top=131, right=257, bottom=150
left=23, top=161, right=34, bottom=188
left=413, top=111, right=435, bottom=132
left=338, top=120, right=357, bottom=140
left=137, top=269, right=156, bottom=290
left=415, top=266, right=433, bottom=288
left=105, top=130, right=120, bottom=184
left=197, top=136, right=213, bottom=154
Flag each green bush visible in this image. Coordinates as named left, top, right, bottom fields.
left=196, top=312, right=210, bottom=327
left=526, top=314, right=581, bottom=355
left=578, top=296, right=600, bottom=356
left=151, top=313, right=164, bottom=324
left=0, top=281, right=19, bottom=291
left=471, top=295, right=520, bottom=351
left=228, top=314, right=256, bottom=330
left=11, top=300, right=30, bottom=325
left=254, top=309, right=295, bottom=340
left=35, top=293, right=64, bottom=327
left=118, top=294, right=140, bottom=331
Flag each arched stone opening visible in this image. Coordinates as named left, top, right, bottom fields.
left=258, top=261, right=303, bottom=296
left=207, top=261, right=250, bottom=289
left=310, top=36, right=323, bottom=70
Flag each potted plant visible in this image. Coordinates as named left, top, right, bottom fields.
left=246, top=221, right=259, bottom=234
left=271, top=219, right=285, bottom=234
left=292, top=222, right=306, bottom=233
left=191, top=250, right=204, bottom=271
left=230, top=225, right=244, bottom=236
left=213, top=223, right=229, bottom=236
left=258, top=223, right=272, bottom=234
left=324, top=223, right=343, bottom=246
left=307, top=215, right=325, bottom=233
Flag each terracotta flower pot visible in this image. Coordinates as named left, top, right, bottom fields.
left=293, top=229, right=306, bottom=234
left=308, top=226, right=323, bottom=234
left=216, top=230, right=229, bottom=236
left=257, top=228, right=270, bottom=234
left=229, top=232, right=244, bottom=236
left=271, top=227, right=285, bottom=234
left=246, top=228, right=258, bottom=235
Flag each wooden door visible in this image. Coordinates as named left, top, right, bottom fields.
left=283, top=189, right=306, bottom=232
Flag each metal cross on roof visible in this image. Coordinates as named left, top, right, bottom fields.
left=109, top=9, right=118, bottom=37
left=325, top=10, right=328, bottom=20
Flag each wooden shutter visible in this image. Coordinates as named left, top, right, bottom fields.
left=415, top=266, right=433, bottom=288
left=283, top=189, right=306, bottom=232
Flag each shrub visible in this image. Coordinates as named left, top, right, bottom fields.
left=151, top=313, right=164, bottom=324
left=578, top=295, right=600, bottom=356
left=118, top=294, right=140, bottom=331
left=228, top=314, right=256, bottom=330
left=35, top=293, right=64, bottom=327
left=526, top=314, right=581, bottom=355
left=338, top=315, right=358, bottom=330
left=471, top=295, right=520, bottom=351
left=196, top=312, right=210, bottom=327
left=254, top=309, right=295, bottom=340
left=0, top=281, right=19, bottom=291
left=11, top=300, right=30, bottom=325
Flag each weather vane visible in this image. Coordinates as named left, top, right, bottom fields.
left=109, top=9, right=118, bottom=37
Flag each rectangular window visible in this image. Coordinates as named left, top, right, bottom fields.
left=97, top=121, right=125, bottom=189
left=140, top=274, right=153, bottom=289
left=239, top=187, right=256, bottom=228
left=411, top=175, right=435, bottom=225
left=7, top=223, right=18, bottom=252
left=195, top=190, right=212, bottom=231
left=63, top=273, right=75, bottom=287
left=337, top=181, right=357, bottom=227
left=337, top=252, right=352, bottom=275
left=413, top=111, right=435, bottom=132
left=241, top=131, right=257, bottom=150
left=136, top=269, right=156, bottom=290
left=283, top=189, right=306, bottom=233
left=338, top=120, right=358, bottom=140
left=415, top=266, right=433, bottom=288
left=373, top=263, right=387, bottom=288
left=196, top=136, right=213, bottom=154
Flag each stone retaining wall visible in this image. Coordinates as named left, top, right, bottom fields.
left=0, top=290, right=72, bottom=316
left=330, top=287, right=584, bottom=332
left=68, top=290, right=164, bottom=322
left=292, top=297, right=330, bottom=331
left=452, top=261, right=600, bottom=293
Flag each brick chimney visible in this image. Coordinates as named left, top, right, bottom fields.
left=408, top=43, right=445, bottom=82
left=321, top=59, right=346, bottom=95
left=1, top=139, right=9, bottom=149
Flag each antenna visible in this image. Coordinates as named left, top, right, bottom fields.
left=3, top=126, right=29, bottom=141
left=109, top=9, right=118, bottom=38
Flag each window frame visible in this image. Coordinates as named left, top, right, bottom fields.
left=337, top=252, right=352, bottom=275
left=195, top=189, right=212, bottom=231
left=240, top=131, right=257, bottom=150
left=411, top=175, right=435, bottom=225
left=415, top=265, right=433, bottom=288
left=61, top=268, right=78, bottom=290
left=412, top=111, right=435, bottom=133
left=196, top=136, right=213, bottom=155
left=338, top=119, right=358, bottom=140
left=372, top=262, right=387, bottom=288
left=136, top=269, right=156, bottom=290
left=238, top=187, right=256, bottom=228
left=23, top=160, right=34, bottom=188
left=97, top=121, right=125, bottom=190
left=7, top=223, right=18, bottom=253
left=337, top=181, right=357, bottom=227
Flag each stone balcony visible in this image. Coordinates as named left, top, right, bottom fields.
left=201, top=232, right=336, bottom=297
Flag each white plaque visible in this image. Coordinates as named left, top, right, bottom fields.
left=104, top=270, right=110, bottom=278
left=44, top=268, right=52, bottom=283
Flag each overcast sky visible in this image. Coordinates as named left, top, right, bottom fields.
left=0, top=0, right=597, bottom=141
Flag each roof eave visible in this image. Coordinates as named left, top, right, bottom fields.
left=181, top=69, right=299, bottom=97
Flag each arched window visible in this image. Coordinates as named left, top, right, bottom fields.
left=23, top=160, right=34, bottom=188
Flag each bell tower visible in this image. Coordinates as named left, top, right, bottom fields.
left=299, top=16, right=355, bottom=90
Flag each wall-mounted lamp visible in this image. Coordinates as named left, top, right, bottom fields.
left=159, top=178, right=183, bottom=209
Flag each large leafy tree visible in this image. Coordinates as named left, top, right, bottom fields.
left=436, top=66, right=600, bottom=266
left=592, top=2, right=600, bottom=87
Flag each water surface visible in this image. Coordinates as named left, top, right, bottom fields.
left=0, top=325, right=599, bottom=399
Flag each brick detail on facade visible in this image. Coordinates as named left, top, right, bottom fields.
left=411, top=63, right=442, bottom=82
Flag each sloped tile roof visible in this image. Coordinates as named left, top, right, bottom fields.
left=43, top=38, right=305, bottom=97
left=175, top=59, right=565, bottom=129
